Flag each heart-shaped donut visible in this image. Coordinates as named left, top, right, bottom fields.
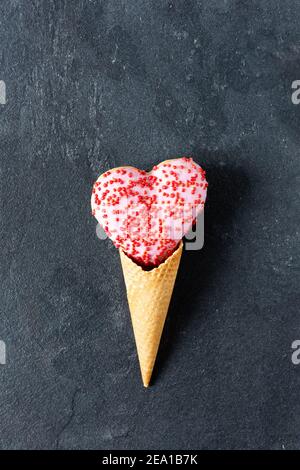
left=91, top=157, right=208, bottom=267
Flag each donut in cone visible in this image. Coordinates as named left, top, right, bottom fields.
left=91, top=158, right=208, bottom=386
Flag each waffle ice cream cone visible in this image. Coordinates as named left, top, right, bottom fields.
left=119, top=242, right=183, bottom=387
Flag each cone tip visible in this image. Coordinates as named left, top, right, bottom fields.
left=142, top=374, right=151, bottom=388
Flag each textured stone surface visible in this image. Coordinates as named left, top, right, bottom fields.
left=0, top=0, right=299, bottom=450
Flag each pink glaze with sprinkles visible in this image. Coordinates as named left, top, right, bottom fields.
left=91, top=157, right=208, bottom=267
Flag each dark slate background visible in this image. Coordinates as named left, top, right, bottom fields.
left=0, top=0, right=299, bottom=450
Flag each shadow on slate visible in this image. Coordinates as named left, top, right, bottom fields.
left=151, top=152, right=252, bottom=385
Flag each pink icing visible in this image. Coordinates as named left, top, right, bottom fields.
left=91, top=157, right=208, bottom=267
